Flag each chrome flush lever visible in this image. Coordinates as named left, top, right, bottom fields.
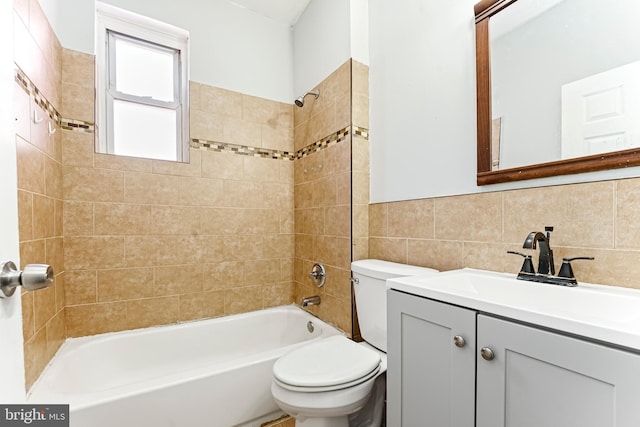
left=0, top=261, right=54, bottom=298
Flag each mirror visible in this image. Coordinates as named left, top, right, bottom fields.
left=475, top=0, right=640, bottom=185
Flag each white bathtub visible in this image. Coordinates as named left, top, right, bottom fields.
left=28, top=305, right=340, bottom=427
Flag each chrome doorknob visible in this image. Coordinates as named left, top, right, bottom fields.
left=453, top=335, right=466, bottom=348
left=0, top=261, right=54, bottom=298
left=480, top=347, right=495, bottom=361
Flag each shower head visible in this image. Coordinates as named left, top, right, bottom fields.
left=294, top=89, right=320, bottom=107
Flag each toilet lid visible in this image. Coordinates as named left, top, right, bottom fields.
left=273, top=335, right=381, bottom=388
left=273, top=364, right=380, bottom=392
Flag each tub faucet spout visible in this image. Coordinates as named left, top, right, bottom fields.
left=301, top=295, right=321, bottom=307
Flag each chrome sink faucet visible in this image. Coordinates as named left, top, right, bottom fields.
left=522, top=227, right=555, bottom=275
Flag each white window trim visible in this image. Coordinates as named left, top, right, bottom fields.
left=95, top=2, right=190, bottom=162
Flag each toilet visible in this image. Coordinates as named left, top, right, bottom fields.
left=271, top=259, right=438, bottom=427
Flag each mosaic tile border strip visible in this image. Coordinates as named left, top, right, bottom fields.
left=60, top=118, right=95, bottom=133
left=191, top=125, right=369, bottom=161
left=295, top=128, right=350, bottom=159
left=190, top=139, right=295, bottom=160
left=16, top=67, right=96, bottom=133
left=16, top=67, right=369, bottom=160
left=15, top=67, right=61, bottom=124
left=352, top=125, right=369, bottom=140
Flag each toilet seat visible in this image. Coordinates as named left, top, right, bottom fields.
left=274, top=364, right=380, bottom=392
left=273, top=335, right=381, bottom=392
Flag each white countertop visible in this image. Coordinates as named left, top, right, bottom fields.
left=388, top=268, right=640, bottom=352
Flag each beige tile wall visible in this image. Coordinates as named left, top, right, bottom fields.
left=15, top=0, right=368, bottom=387
left=61, top=49, right=296, bottom=338
left=294, top=61, right=351, bottom=152
left=294, top=60, right=356, bottom=335
left=351, top=61, right=370, bottom=339
left=13, top=0, right=65, bottom=389
left=370, top=180, right=640, bottom=289
left=14, top=0, right=61, bottom=110
left=352, top=61, right=370, bottom=263
left=190, top=81, right=293, bottom=152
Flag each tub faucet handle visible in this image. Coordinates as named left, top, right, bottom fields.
left=308, top=263, right=326, bottom=288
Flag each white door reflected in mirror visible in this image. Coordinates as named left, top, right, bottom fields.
left=561, top=60, right=640, bottom=159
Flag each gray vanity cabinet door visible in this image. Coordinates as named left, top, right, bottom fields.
left=387, top=290, right=476, bottom=427
left=476, top=315, right=640, bottom=427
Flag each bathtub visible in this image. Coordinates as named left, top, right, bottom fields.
left=28, top=305, right=340, bottom=427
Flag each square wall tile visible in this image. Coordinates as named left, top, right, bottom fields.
left=224, top=286, right=263, bottom=315
left=616, top=178, right=640, bottom=249
left=388, top=199, right=434, bottom=239
left=503, top=181, right=614, bottom=248
left=154, top=264, right=203, bottom=296
left=62, top=48, right=94, bottom=88
left=369, top=237, right=407, bottom=264
left=94, top=153, right=153, bottom=173
left=97, top=268, right=154, bottom=302
left=64, top=166, right=124, bottom=202
left=66, top=302, right=128, bottom=337
left=64, top=236, right=125, bottom=270
left=127, top=297, right=179, bottom=330
left=95, top=203, right=151, bottom=235
left=63, top=201, right=93, bottom=236
left=17, top=136, right=46, bottom=194
left=201, top=84, right=242, bottom=118
left=62, top=130, right=94, bottom=168
left=61, top=82, right=94, bottom=123
left=435, top=192, right=502, bottom=242
left=180, top=291, right=224, bottom=321
left=65, top=270, right=97, bottom=305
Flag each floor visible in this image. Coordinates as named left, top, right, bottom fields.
left=261, top=415, right=295, bottom=427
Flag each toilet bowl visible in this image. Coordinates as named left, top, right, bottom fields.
left=271, top=260, right=438, bottom=427
left=271, top=335, right=386, bottom=427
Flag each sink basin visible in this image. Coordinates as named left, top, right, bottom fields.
left=388, top=268, right=640, bottom=351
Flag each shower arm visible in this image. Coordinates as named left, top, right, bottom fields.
left=294, top=89, right=320, bottom=107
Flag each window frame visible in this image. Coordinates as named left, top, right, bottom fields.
left=95, top=2, right=190, bottom=162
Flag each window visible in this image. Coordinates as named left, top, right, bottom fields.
left=96, top=3, right=189, bottom=162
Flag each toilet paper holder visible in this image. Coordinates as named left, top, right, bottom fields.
left=0, top=261, right=54, bottom=298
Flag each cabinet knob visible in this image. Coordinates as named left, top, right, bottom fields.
left=480, top=347, right=495, bottom=361
left=453, top=335, right=466, bottom=348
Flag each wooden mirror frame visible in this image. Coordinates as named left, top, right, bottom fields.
left=475, top=0, right=640, bottom=186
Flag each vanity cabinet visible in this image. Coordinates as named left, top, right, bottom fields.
left=387, top=290, right=476, bottom=426
left=387, top=289, right=640, bottom=427
left=477, top=315, right=640, bottom=427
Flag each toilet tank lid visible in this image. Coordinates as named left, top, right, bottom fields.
left=351, top=259, right=438, bottom=280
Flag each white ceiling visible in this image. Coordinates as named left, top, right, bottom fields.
left=228, top=0, right=312, bottom=25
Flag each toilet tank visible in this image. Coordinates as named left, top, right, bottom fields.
left=351, top=259, right=438, bottom=352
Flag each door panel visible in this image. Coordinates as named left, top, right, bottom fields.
left=561, top=60, right=640, bottom=158
left=1, top=0, right=26, bottom=402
